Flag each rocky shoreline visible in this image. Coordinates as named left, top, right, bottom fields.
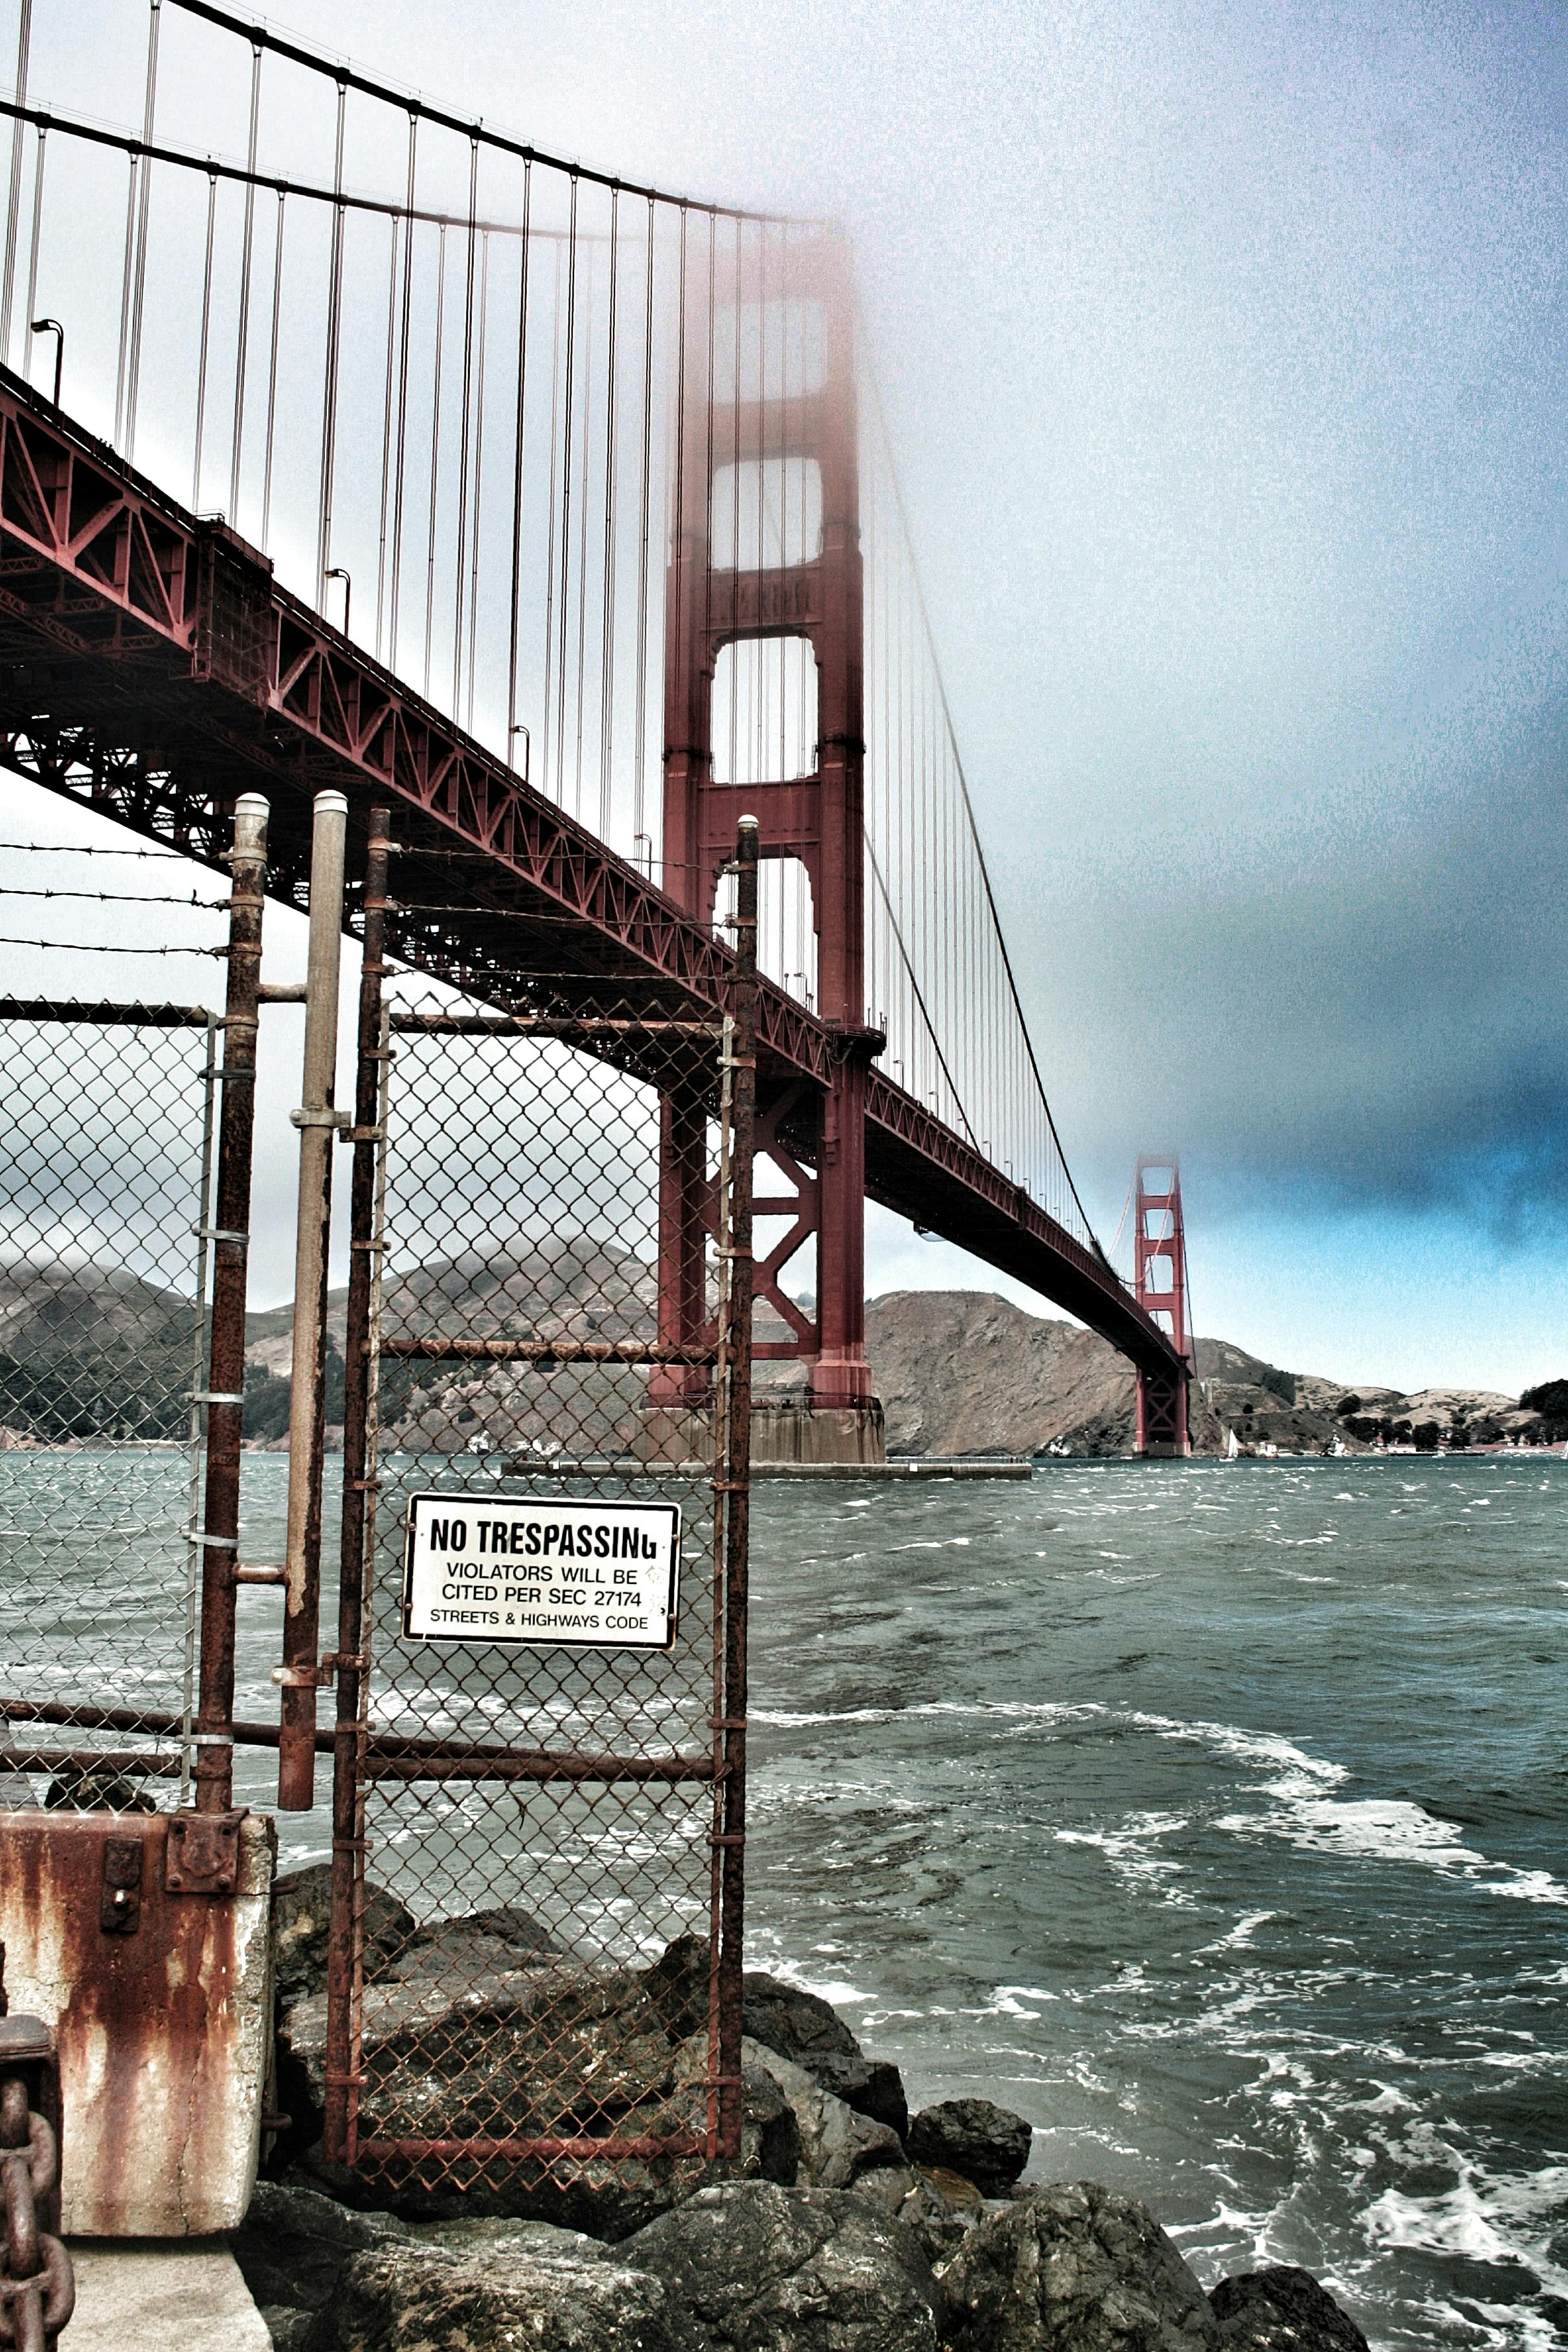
left=243, top=1868, right=1373, bottom=2351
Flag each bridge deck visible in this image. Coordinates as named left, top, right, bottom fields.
left=0, top=370, right=1179, bottom=1379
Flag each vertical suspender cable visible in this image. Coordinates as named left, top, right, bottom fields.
left=465, top=228, right=489, bottom=734
left=115, top=148, right=139, bottom=444
left=0, top=0, right=33, bottom=364
left=374, top=214, right=399, bottom=659
left=260, top=189, right=285, bottom=547
left=571, top=262, right=594, bottom=817
left=664, top=203, right=689, bottom=890
left=124, top=0, right=163, bottom=460
left=504, top=157, right=532, bottom=769
left=554, top=175, right=579, bottom=807
left=388, top=111, right=418, bottom=671
left=451, top=135, right=478, bottom=715
left=19, top=125, right=44, bottom=382
left=229, top=41, right=262, bottom=523
left=629, top=194, right=654, bottom=846
left=540, top=238, right=563, bottom=798
left=423, top=221, right=447, bottom=695
left=0, top=0, right=32, bottom=366
left=192, top=170, right=218, bottom=508
left=317, top=74, right=348, bottom=607
left=598, top=190, right=620, bottom=839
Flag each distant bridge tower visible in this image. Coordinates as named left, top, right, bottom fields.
left=657, top=231, right=882, bottom=1462
left=1133, top=1156, right=1192, bottom=1456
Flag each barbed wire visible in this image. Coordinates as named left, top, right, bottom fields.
left=0, top=840, right=192, bottom=859
left=0, top=887, right=229, bottom=908
left=0, top=935, right=227, bottom=956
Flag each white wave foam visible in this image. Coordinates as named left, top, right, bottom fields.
left=1215, top=1791, right=1568, bottom=1906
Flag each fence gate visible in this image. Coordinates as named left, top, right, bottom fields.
left=324, top=820, right=757, bottom=2206
left=0, top=999, right=218, bottom=1807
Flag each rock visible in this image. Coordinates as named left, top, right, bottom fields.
left=740, top=2039, right=903, bottom=2189
left=742, top=1969, right=909, bottom=2136
left=279, top=1941, right=676, bottom=2153
left=310, top=2232, right=689, bottom=2352
left=643, top=1932, right=711, bottom=2042
left=942, top=2181, right=1221, bottom=2351
left=622, top=2178, right=945, bottom=2352
left=853, top=2163, right=986, bottom=2265
left=906, top=2098, right=1032, bottom=2196
left=258, top=2311, right=316, bottom=2351
left=271, top=1865, right=417, bottom=2004
left=1209, top=2268, right=1371, bottom=2351
left=670, top=2035, right=802, bottom=2187
left=232, top=2180, right=413, bottom=2313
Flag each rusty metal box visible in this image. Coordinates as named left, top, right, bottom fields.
left=0, top=1808, right=276, bottom=2235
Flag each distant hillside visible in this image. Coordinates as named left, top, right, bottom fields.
left=858, top=1292, right=1549, bottom=1458
left=2, top=1251, right=1551, bottom=1457
left=0, top=1261, right=197, bottom=1439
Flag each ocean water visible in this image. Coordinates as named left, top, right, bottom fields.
left=8, top=1450, right=1564, bottom=2347
left=741, top=1456, right=1568, bottom=2352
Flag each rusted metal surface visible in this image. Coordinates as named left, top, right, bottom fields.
left=0, top=2004, right=73, bottom=2351
left=194, top=795, right=268, bottom=1817
left=711, top=819, right=758, bottom=2162
left=278, top=791, right=349, bottom=1812
left=324, top=810, right=390, bottom=2173
left=0, top=1810, right=275, bottom=2235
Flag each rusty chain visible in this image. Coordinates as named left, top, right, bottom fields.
left=0, top=2072, right=73, bottom=2351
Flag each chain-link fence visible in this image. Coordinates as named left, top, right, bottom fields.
left=329, top=948, right=756, bottom=2205
left=0, top=1001, right=217, bottom=1811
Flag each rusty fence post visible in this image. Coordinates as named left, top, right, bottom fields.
left=194, top=792, right=268, bottom=1817
left=713, top=815, right=758, bottom=2160
left=324, top=808, right=390, bottom=2165
left=277, top=789, right=348, bottom=1809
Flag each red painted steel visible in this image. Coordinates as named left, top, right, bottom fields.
left=1133, top=1157, right=1193, bottom=1456
left=0, top=365, right=1184, bottom=1385
left=660, top=236, right=873, bottom=1407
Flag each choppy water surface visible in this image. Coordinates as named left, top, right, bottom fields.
left=22, top=1451, right=1560, bottom=2348
left=742, top=1458, right=1568, bottom=2352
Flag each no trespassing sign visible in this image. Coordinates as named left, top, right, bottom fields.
left=402, top=1492, right=680, bottom=1651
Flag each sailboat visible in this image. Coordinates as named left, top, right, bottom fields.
left=1226, top=1428, right=1241, bottom=1460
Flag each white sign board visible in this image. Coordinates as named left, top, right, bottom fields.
left=402, top=1492, right=681, bottom=1651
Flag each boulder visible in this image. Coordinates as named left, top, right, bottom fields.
left=742, top=1970, right=910, bottom=2136
left=853, top=2163, right=987, bottom=2265
left=1209, top=2268, right=1371, bottom=2351
left=740, top=2039, right=904, bottom=2189
left=279, top=1943, right=676, bottom=2151
left=622, top=2178, right=945, bottom=2352
left=642, top=1932, right=711, bottom=2043
left=271, top=1865, right=417, bottom=2005
left=231, top=2181, right=413, bottom=2339
left=310, top=2232, right=690, bottom=2352
left=670, top=2035, right=802, bottom=2187
left=942, top=2182, right=1222, bottom=2352
left=906, top=2098, right=1032, bottom=2197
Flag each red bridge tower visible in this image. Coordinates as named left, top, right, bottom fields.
left=656, top=233, right=882, bottom=1461
left=1133, top=1156, right=1192, bottom=1456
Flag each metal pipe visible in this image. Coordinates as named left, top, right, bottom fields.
left=194, top=790, right=267, bottom=1815
left=277, top=788, right=348, bottom=1809
left=324, top=806, right=389, bottom=2166
left=715, top=812, right=758, bottom=2160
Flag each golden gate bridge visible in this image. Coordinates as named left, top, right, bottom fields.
left=0, top=0, right=1192, bottom=1456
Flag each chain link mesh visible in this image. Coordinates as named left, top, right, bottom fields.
left=345, top=984, right=741, bottom=2197
left=0, top=1004, right=216, bottom=1811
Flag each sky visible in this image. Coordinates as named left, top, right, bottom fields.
left=3, top=0, right=1566, bottom=1393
